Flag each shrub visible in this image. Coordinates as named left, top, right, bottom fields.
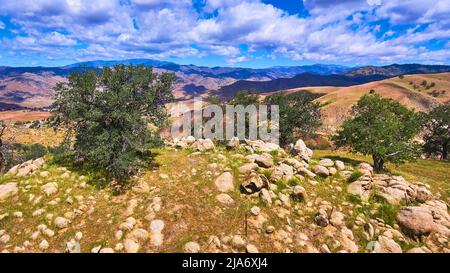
left=347, top=170, right=364, bottom=183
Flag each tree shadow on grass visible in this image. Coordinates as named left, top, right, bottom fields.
left=48, top=145, right=162, bottom=191
left=318, top=155, right=367, bottom=167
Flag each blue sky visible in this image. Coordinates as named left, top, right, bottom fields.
left=0, top=0, right=449, bottom=68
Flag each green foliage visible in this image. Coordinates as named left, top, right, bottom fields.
left=50, top=65, right=175, bottom=182
left=422, top=104, right=450, bottom=160
left=332, top=94, right=422, bottom=171
left=287, top=176, right=301, bottom=186
left=371, top=199, right=401, bottom=227
left=259, top=168, right=272, bottom=180
left=229, top=90, right=259, bottom=106
left=264, top=92, right=322, bottom=146
left=347, top=170, right=364, bottom=183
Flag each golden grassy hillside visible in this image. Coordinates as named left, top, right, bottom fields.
left=306, top=73, right=449, bottom=131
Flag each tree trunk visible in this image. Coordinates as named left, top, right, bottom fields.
left=373, top=155, right=384, bottom=172
left=442, top=141, right=448, bottom=160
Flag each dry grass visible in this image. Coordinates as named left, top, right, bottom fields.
left=0, top=111, right=51, bottom=122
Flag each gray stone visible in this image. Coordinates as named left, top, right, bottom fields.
left=214, top=172, right=234, bottom=193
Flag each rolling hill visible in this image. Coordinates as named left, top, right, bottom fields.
left=219, top=64, right=450, bottom=98
left=281, top=73, right=450, bottom=132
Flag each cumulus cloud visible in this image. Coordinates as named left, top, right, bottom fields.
left=0, top=0, right=448, bottom=65
left=227, top=56, right=249, bottom=65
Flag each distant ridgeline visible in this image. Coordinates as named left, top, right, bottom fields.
left=1, top=60, right=450, bottom=110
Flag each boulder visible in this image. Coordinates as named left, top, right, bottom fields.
left=240, top=173, right=268, bottom=194
left=313, top=165, right=329, bottom=176
left=260, top=189, right=272, bottom=207
left=238, top=163, right=259, bottom=174
left=396, top=201, right=450, bottom=237
left=347, top=178, right=372, bottom=201
left=318, top=158, right=334, bottom=167
left=54, top=217, right=70, bottom=229
left=41, top=183, right=58, bottom=196
left=335, top=160, right=345, bottom=171
left=294, top=139, right=313, bottom=162
left=372, top=236, right=402, bottom=253
left=283, top=158, right=304, bottom=170
left=194, top=139, right=215, bottom=152
left=314, top=208, right=329, bottom=227
left=214, top=172, right=234, bottom=193
left=292, top=185, right=307, bottom=201
left=271, top=164, right=294, bottom=182
left=330, top=210, right=345, bottom=227
left=357, top=163, right=373, bottom=176
left=0, top=183, right=18, bottom=201
left=227, top=137, right=240, bottom=149
left=254, top=153, right=274, bottom=168
left=216, top=193, right=234, bottom=205
left=184, top=241, right=201, bottom=253
left=245, top=139, right=280, bottom=152
left=298, top=167, right=316, bottom=178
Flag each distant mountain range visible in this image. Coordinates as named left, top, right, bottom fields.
left=218, top=64, right=450, bottom=98
left=1, top=59, right=450, bottom=110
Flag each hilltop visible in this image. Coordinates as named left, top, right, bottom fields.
left=0, top=127, right=449, bottom=253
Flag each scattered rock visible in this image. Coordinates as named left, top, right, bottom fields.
left=66, top=239, right=81, bottom=253
left=184, top=241, right=201, bottom=253
left=227, top=137, right=240, bottom=149
left=330, top=210, right=345, bottom=227
left=335, top=160, right=345, bottom=171
left=216, top=193, right=234, bottom=205
left=41, top=182, right=58, bottom=196
left=315, top=208, right=329, bottom=227
left=294, top=139, right=313, bottom=162
left=292, top=185, right=307, bottom=201
left=214, top=172, right=234, bottom=193
left=238, top=163, right=258, bottom=174
left=260, top=188, right=272, bottom=207
left=319, top=158, right=334, bottom=167
left=241, top=172, right=268, bottom=194
left=254, top=153, right=274, bottom=168
left=313, top=165, right=329, bottom=176
left=396, top=201, right=450, bottom=237
left=54, top=217, right=70, bottom=229
left=0, top=182, right=18, bottom=201
left=372, top=236, right=402, bottom=253
left=250, top=206, right=261, bottom=216
left=194, top=138, right=215, bottom=152
left=124, top=239, right=140, bottom=253
left=231, top=235, right=246, bottom=248
left=246, top=244, right=259, bottom=253
left=39, top=239, right=49, bottom=250
left=271, top=164, right=294, bottom=182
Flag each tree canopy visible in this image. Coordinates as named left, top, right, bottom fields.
left=332, top=94, right=422, bottom=171
left=264, top=92, right=322, bottom=146
left=422, top=104, right=450, bottom=160
left=50, top=65, right=175, bottom=182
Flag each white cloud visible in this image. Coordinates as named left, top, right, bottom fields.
left=0, top=0, right=448, bottom=65
left=227, top=56, right=249, bottom=65
left=0, top=21, right=5, bottom=29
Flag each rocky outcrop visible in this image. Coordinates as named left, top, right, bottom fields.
left=7, top=158, right=46, bottom=177
left=396, top=200, right=450, bottom=237
left=244, top=139, right=280, bottom=152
